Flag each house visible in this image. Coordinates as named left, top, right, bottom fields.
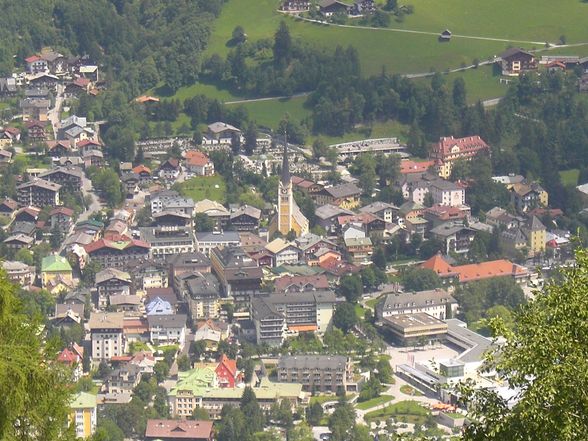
left=178, top=272, right=221, bottom=322
left=168, top=251, right=212, bottom=279
left=0, top=77, right=17, bottom=97
left=185, top=150, right=215, bottom=176
left=265, top=238, right=300, bottom=267
left=315, top=204, right=354, bottom=234
left=194, top=321, right=223, bottom=350
left=20, top=98, right=50, bottom=121
left=130, top=351, right=156, bottom=374
left=105, top=363, right=142, bottom=394
left=498, top=48, right=537, bottom=76
left=501, top=215, right=547, bottom=258
left=429, top=179, right=466, bottom=207
left=132, top=164, right=152, bottom=184
left=82, top=150, right=104, bottom=168
left=485, top=206, right=523, bottom=230
left=359, top=201, right=397, bottom=223
left=64, top=77, right=91, bottom=97
left=0, top=127, right=20, bottom=147
left=41, top=255, right=73, bottom=290
left=17, top=178, right=61, bottom=207
left=25, top=55, right=48, bottom=74
left=47, top=140, right=73, bottom=157
left=352, top=0, right=376, bottom=15
left=77, top=139, right=103, bottom=155
left=0, top=197, right=18, bottom=217
left=96, top=268, right=132, bottom=309
left=439, top=29, right=452, bottom=41
left=25, top=120, right=49, bottom=142
left=216, top=354, right=241, bottom=388
left=344, top=236, right=373, bottom=264
left=376, top=288, right=457, bottom=320
left=274, top=274, right=330, bottom=293
left=28, top=73, right=59, bottom=90
left=158, top=158, right=181, bottom=181
left=277, top=355, right=354, bottom=393
left=133, top=262, right=170, bottom=290
left=3, top=233, right=33, bottom=250
left=79, top=65, right=99, bottom=81
left=203, top=122, right=242, bottom=146
left=429, top=222, right=476, bottom=255
left=84, top=238, right=150, bottom=269
left=146, top=296, right=174, bottom=316
left=193, top=199, right=231, bottom=228
left=430, top=136, right=490, bottom=179
left=140, top=226, right=196, bottom=259
left=420, top=253, right=530, bottom=285
left=57, top=345, right=84, bottom=381
left=196, top=230, right=240, bottom=255
left=2, top=261, right=35, bottom=286
left=153, top=210, right=192, bottom=227
left=322, top=183, right=362, bottom=209
left=230, top=205, right=261, bottom=231
left=88, top=312, right=125, bottom=362
left=510, top=182, right=548, bottom=213
left=145, top=419, right=214, bottom=441
left=424, top=204, right=470, bottom=228
left=210, top=245, right=263, bottom=302
left=69, top=392, right=97, bottom=439
left=147, top=314, right=187, bottom=347
left=251, top=290, right=335, bottom=345
left=150, top=190, right=195, bottom=216
left=49, top=207, right=74, bottom=233
left=281, top=0, right=310, bottom=11
left=319, top=0, right=351, bottom=16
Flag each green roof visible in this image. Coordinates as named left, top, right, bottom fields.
left=41, top=255, right=72, bottom=273
left=70, top=392, right=96, bottom=409
left=169, top=369, right=302, bottom=400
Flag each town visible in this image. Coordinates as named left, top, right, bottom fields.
left=1, top=3, right=588, bottom=441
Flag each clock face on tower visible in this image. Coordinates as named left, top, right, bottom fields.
left=280, top=187, right=289, bottom=195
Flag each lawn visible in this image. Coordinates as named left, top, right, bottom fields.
left=309, top=395, right=338, bottom=405
left=385, top=0, right=588, bottom=44
left=226, top=95, right=310, bottom=129
left=177, top=175, right=227, bottom=203
left=355, top=303, right=366, bottom=319
left=151, top=80, right=244, bottom=102
left=356, top=395, right=395, bottom=410
left=560, top=169, right=580, bottom=187
left=309, top=120, right=411, bottom=146
left=366, top=295, right=384, bottom=310
left=399, top=385, right=424, bottom=396
left=206, top=0, right=517, bottom=77
left=441, top=65, right=509, bottom=103
left=364, top=400, right=429, bottom=423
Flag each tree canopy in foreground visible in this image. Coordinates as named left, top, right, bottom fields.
left=461, top=247, right=588, bottom=440
left=0, top=272, right=75, bottom=440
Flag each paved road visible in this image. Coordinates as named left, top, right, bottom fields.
left=77, top=177, right=103, bottom=223
left=47, top=84, right=65, bottom=138
left=224, top=92, right=311, bottom=105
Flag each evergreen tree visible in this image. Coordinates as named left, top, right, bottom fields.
left=273, top=21, right=292, bottom=68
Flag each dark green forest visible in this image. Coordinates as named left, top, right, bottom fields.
left=0, top=0, right=224, bottom=93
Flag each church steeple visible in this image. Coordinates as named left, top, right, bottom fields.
left=281, top=135, right=290, bottom=186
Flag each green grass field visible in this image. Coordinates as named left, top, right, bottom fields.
left=356, top=395, right=395, bottom=410
left=177, top=175, right=227, bottom=203
left=226, top=95, right=310, bottom=128
left=364, top=400, right=429, bottom=423
left=560, top=169, right=580, bottom=187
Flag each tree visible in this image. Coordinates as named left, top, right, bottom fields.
left=190, top=340, right=208, bottom=360
left=232, top=25, right=246, bottom=44
left=400, top=267, right=441, bottom=291
left=177, top=354, right=191, bottom=371
left=333, top=302, right=358, bottom=333
left=306, top=401, right=324, bottom=426
left=0, top=271, right=77, bottom=441
left=329, top=402, right=356, bottom=441
left=194, top=213, right=215, bottom=232
left=460, top=247, right=588, bottom=440
left=240, top=387, right=264, bottom=434
left=289, top=422, right=314, bottom=441
left=339, top=274, right=363, bottom=303
left=154, top=361, right=170, bottom=383
left=92, top=419, right=124, bottom=441
left=50, top=226, right=64, bottom=249
left=190, top=407, right=210, bottom=420
left=244, top=122, right=258, bottom=155
left=273, top=21, right=292, bottom=67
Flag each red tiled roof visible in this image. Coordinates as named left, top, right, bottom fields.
left=132, top=164, right=151, bottom=175
left=400, top=160, right=435, bottom=175
left=338, top=212, right=378, bottom=226
left=25, top=55, right=41, bottom=63
left=185, top=150, right=210, bottom=167
left=57, top=348, right=80, bottom=365
left=319, top=256, right=360, bottom=276
left=217, top=354, right=238, bottom=377
left=145, top=419, right=213, bottom=440
left=77, top=139, right=102, bottom=148
left=421, top=253, right=528, bottom=282
left=25, top=120, right=47, bottom=129
left=50, top=207, right=74, bottom=217
left=84, top=238, right=150, bottom=254
left=432, top=135, right=489, bottom=158
left=3, top=127, right=20, bottom=136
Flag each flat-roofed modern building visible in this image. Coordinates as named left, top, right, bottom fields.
left=381, top=312, right=448, bottom=345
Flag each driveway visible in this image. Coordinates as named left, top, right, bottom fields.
left=47, top=84, right=65, bottom=138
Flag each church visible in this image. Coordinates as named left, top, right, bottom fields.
left=269, top=142, right=309, bottom=238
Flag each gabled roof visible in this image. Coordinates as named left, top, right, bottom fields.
left=41, top=255, right=72, bottom=273
left=500, top=47, right=534, bottom=60
left=185, top=150, right=211, bottom=167
left=217, top=354, right=238, bottom=377
left=421, top=253, right=457, bottom=276
left=145, top=419, right=214, bottom=439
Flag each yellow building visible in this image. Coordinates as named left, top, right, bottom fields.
left=41, top=255, right=73, bottom=293
left=430, top=136, right=490, bottom=179
left=270, top=143, right=309, bottom=238
left=523, top=215, right=546, bottom=257
left=70, top=392, right=97, bottom=438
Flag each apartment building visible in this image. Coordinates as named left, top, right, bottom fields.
left=277, top=355, right=353, bottom=392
